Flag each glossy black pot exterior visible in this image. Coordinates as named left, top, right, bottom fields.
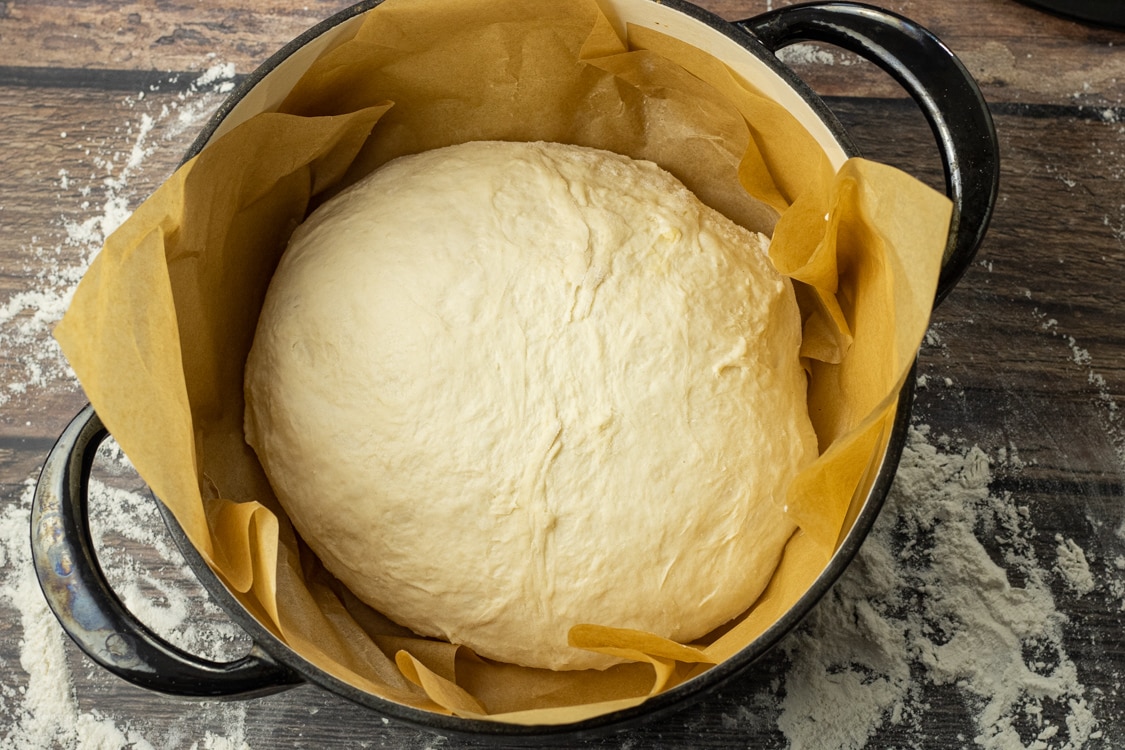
left=31, top=0, right=1000, bottom=742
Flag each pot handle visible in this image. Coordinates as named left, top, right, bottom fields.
left=737, top=1, right=1000, bottom=307
left=30, top=404, right=303, bottom=698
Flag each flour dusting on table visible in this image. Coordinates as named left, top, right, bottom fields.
left=0, top=63, right=236, bottom=409
left=0, top=66, right=256, bottom=750
left=775, top=425, right=1100, bottom=749
left=0, top=61, right=1119, bottom=749
left=0, top=477, right=252, bottom=750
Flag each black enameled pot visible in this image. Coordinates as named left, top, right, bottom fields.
left=31, top=1, right=1000, bottom=742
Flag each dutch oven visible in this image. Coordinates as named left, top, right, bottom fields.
left=31, top=0, right=999, bottom=742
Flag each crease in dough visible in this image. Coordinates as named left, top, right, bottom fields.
left=244, top=140, right=817, bottom=671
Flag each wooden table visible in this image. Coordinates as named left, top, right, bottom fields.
left=2, top=1, right=1123, bottom=747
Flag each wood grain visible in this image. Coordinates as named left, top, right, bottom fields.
left=0, top=0, right=346, bottom=74
left=2, top=0, right=1122, bottom=104
left=2, top=0, right=1124, bottom=747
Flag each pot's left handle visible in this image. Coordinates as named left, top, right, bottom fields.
left=30, top=404, right=303, bottom=698
left=739, top=1, right=1000, bottom=307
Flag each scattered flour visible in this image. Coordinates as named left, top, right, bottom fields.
left=776, top=426, right=1099, bottom=750
left=1, top=48, right=1122, bottom=750
left=0, top=479, right=251, bottom=750
left=1034, top=309, right=1125, bottom=471
left=86, top=442, right=251, bottom=662
left=777, top=43, right=843, bottom=67
left=194, top=62, right=238, bottom=91
left=0, top=67, right=238, bottom=409
left=1055, top=536, right=1096, bottom=596
left=0, top=66, right=254, bottom=750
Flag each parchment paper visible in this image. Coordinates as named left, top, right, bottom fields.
left=54, top=0, right=951, bottom=723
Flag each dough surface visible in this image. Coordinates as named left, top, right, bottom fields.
left=244, top=140, right=817, bottom=670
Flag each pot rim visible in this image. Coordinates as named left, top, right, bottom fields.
left=155, top=386, right=913, bottom=742
left=34, top=0, right=1002, bottom=736
left=185, top=0, right=860, bottom=165
left=169, top=0, right=895, bottom=741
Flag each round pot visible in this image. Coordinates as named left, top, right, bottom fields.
left=31, top=0, right=999, bottom=742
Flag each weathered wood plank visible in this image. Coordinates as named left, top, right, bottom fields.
left=2, top=1, right=1124, bottom=744
left=3, top=89, right=1124, bottom=476
left=0, top=0, right=1122, bottom=106
left=0, top=0, right=349, bottom=75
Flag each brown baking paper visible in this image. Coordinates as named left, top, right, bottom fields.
left=54, top=0, right=951, bottom=723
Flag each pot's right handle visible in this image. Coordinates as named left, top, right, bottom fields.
left=31, top=404, right=304, bottom=698
left=738, top=2, right=1000, bottom=307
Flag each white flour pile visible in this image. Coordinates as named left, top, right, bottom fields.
left=774, top=422, right=1101, bottom=749
left=0, top=63, right=235, bottom=408
left=0, top=65, right=1120, bottom=750
left=0, top=475, right=251, bottom=750
left=0, top=65, right=256, bottom=750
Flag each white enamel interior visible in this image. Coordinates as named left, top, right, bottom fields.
left=205, top=12, right=369, bottom=143
left=602, top=0, right=848, bottom=168
left=204, top=0, right=849, bottom=169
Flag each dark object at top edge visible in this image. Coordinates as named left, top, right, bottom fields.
left=1017, top=0, right=1125, bottom=30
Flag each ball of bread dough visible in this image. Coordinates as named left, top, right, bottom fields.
left=244, top=140, right=817, bottom=671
